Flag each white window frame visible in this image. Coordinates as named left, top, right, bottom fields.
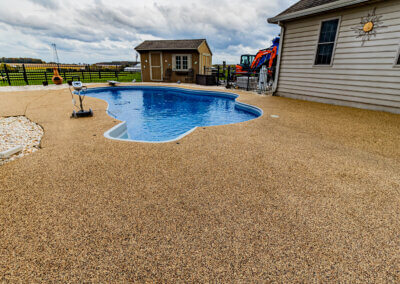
left=394, top=45, right=400, bottom=68
left=313, top=16, right=341, bottom=67
left=172, top=54, right=192, bottom=71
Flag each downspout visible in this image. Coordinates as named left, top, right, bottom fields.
left=272, top=22, right=285, bottom=94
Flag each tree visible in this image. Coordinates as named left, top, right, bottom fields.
left=0, top=57, right=45, bottom=64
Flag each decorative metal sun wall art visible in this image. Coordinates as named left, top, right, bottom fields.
left=351, top=7, right=386, bottom=46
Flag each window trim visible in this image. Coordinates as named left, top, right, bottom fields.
left=172, top=54, right=192, bottom=71
left=313, top=16, right=341, bottom=68
left=393, top=46, right=400, bottom=68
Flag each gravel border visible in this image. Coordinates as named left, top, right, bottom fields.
left=0, top=116, right=43, bottom=165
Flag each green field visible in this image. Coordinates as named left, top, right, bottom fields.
left=0, top=70, right=141, bottom=86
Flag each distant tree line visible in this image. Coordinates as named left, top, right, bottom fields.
left=95, top=61, right=139, bottom=67
left=0, top=57, right=45, bottom=63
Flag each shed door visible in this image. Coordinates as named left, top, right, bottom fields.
left=150, top=52, right=163, bottom=81
left=200, top=54, right=211, bottom=74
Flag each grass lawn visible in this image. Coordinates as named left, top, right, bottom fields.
left=0, top=71, right=141, bottom=86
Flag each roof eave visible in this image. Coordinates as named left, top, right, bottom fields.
left=267, top=0, right=371, bottom=24
left=135, top=40, right=213, bottom=55
left=134, top=39, right=212, bottom=55
left=135, top=47, right=200, bottom=52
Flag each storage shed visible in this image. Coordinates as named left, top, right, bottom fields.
left=135, top=39, right=212, bottom=83
left=268, top=0, right=400, bottom=114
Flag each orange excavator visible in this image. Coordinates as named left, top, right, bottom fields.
left=235, top=36, right=280, bottom=77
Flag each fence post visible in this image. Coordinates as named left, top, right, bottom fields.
left=4, top=64, right=11, bottom=86
left=115, top=71, right=118, bottom=79
left=216, top=65, right=220, bottom=86
left=81, top=70, right=85, bottom=81
left=88, top=65, right=92, bottom=81
left=247, top=73, right=250, bottom=91
left=22, top=64, right=29, bottom=85
left=44, top=71, right=48, bottom=83
left=226, top=66, right=230, bottom=88
left=98, top=70, right=101, bottom=79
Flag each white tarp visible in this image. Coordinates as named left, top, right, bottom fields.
left=258, top=65, right=268, bottom=93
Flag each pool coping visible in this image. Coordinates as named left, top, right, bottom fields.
left=83, top=85, right=263, bottom=143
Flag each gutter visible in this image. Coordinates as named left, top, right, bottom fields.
left=272, top=22, right=285, bottom=94
left=268, top=0, right=372, bottom=23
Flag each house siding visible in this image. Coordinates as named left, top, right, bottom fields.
left=276, top=0, right=400, bottom=113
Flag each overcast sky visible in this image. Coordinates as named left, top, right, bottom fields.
left=0, top=0, right=296, bottom=64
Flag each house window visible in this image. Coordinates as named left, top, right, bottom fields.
left=173, top=54, right=191, bottom=71
left=315, top=19, right=339, bottom=65
left=396, top=49, right=400, bottom=65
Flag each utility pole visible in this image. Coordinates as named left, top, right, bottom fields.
left=51, top=43, right=60, bottom=64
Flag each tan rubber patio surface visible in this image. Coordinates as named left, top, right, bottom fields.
left=1, top=84, right=399, bottom=282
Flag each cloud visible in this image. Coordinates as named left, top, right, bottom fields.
left=27, top=0, right=60, bottom=9
left=0, top=0, right=297, bottom=64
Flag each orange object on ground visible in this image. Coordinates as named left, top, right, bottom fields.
left=52, top=68, right=63, bottom=85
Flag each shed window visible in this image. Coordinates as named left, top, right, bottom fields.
left=315, top=19, right=339, bottom=65
left=173, top=54, right=192, bottom=71
left=182, top=56, right=188, bottom=70
left=176, top=56, right=181, bottom=70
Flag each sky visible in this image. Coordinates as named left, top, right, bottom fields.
left=0, top=0, right=297, bottom=64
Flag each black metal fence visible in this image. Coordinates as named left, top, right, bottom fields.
left=203, top=65, right=235, bottom=86
left=0, top=63, right=141, bottom=86
left=203, top=65, right=262, bottom=91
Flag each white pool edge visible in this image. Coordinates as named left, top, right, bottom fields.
left=104, top=122, right=198, bottom=144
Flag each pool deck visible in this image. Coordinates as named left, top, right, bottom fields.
left=1, top=83, right=399, bottom=282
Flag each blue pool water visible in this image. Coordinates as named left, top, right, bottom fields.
left=83, top=86, right=262, bottom=142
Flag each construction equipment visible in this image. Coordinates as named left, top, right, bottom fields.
left=235, top=36, right=280, bottom=78
left=236, top=54, right=255, bottom=75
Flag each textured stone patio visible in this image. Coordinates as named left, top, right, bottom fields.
left=0, top=83, right=399, bottom=282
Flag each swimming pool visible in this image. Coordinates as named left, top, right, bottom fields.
left=83, top=86, right=262, bottom=143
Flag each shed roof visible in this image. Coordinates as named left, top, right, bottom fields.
left=268, top=0, right=374, bottom=23
left=135, top=39, right=207, bottom=52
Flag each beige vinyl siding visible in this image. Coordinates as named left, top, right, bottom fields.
left=276, top=0, right=400, bottom=113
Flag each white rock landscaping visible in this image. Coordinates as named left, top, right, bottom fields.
left=0, top=116, right=43, bottom=165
